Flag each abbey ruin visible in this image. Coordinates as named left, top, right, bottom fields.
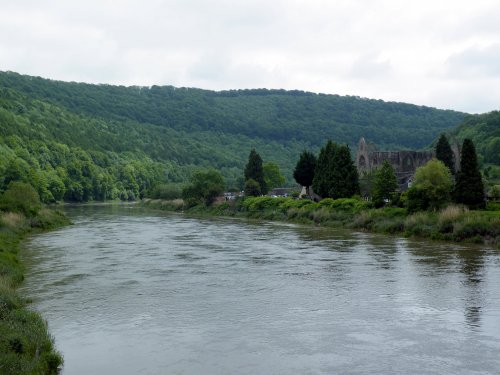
left=355, top=137, right=461, bottom=190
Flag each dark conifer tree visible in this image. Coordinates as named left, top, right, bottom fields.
left=312, top=141, right=337, bottom=198
left=293, top=150, right=317, bottom=195
left=329, top=145, right=360, bottom=199
left=435, top=134, right=455, bottom=174
left=244, top=149, right=267, bottom=195
left=454, top=139, right=485, bottom=208
left=312, top=141, right=359, bottom=199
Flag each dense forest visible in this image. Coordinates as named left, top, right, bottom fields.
left=0, top=71, right=469, bottom=202
left=451, top=111, right=500, bottom=165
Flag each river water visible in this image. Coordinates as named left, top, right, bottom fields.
left=22, top=204, right=500, bottom=374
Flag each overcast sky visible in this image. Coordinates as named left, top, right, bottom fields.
left=1, top=0, right=499, bottom=113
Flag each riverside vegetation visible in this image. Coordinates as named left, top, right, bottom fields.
left=143, top=137, right=500, bottom=248
left=0, top=182, right=69, bottom=374
left=143, top=196, right=500, bottom=248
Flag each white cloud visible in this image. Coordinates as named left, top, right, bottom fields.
left=446, top=44, right=500, bottom=78
left=0, top=0, right=500, bottom=113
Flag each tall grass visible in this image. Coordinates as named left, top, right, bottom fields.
left=0, top=212, right=26, bottom=230
left=0, top=209, right=66, bottom=374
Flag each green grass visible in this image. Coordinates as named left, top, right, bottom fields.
left=0, top=209, right=70, bottom=374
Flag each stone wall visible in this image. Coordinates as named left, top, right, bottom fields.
left=356, top=137, right=435, bottom=190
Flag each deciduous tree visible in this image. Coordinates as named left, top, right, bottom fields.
left=407, top=159, right=453, bottom=212
left=263, top=162, right=285, bottom=191
left=372, top=160, right=398, bottom=205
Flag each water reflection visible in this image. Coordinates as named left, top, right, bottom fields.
left=457, top=248, right=486, bottom=328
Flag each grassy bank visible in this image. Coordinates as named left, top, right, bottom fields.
left=0, top=208, right=70, bottom=374
left=143, top=197, right=500, bottom=248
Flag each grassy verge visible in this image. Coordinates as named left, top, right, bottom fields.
left=142, top=197, right=500, bottom=248
left=0, top=208, right=70, bottom=375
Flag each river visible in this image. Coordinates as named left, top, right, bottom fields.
left=22, top=204, right=500, bottom=374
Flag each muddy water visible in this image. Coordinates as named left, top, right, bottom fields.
left=23, top=205, right=500, bottom=374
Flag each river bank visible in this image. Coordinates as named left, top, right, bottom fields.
left=142, top=197, right=500, bottom=248
left=0, top=208, right=70, bottom=374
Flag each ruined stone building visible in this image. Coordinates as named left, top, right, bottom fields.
left=355, top=137, right=461, bottom=191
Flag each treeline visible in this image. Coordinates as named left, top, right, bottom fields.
left=0, top=84, right=303, bottom=194
left=0, top=135, right=177, bottom=203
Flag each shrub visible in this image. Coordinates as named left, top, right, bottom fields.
left=244, top=178, right=261, bottom=197
left=242, top=196, right=287, bottom=212
left=281, top=198, right=317, bottom=210
left=318, top=198, right=371, bottom=212
left=0, top=182, right=41, bottom=217
left=29, top=209, right=71, bottom=230
left=404, top=212, right=438, bottom=237
left=148, top=183, right=182, bottom=200
left=452, top=216, right=500, bottom=242
left=182, top=169, right=225, bottom=206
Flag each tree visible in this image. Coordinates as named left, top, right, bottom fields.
left=372, top=160, right=398, bottom=205
left=244, top=178, right=261, bottom=197
left=182, top=169, right=225, bottom=206
left=312, top=141, right=359, bottom=199
left=407, top=159, right=453, bottom=212
left=293, top=150, right=316, bottom=195
left=312, top=141, right=337, bottom=198
left=244, top=149, right=267, bottom=194
left=329, top=144, right=360, bottom=199
left=435, top=134, right=455, bottom=174
left=263, top=162, right=285, bottom=191
left=454, top=139, right=485, bottom=209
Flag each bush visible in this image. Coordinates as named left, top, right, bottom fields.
left=242, top=196, right=287, bottom=212
left=182, top=169, right=225, bottom=206
left=148, top=183, right=182, bottom=200
left=0, top=182, right=41, bottom=217
left=29, top=209, right=71, bottom=230
left=318, top=198, right=371, bottom=212
left=452, top=215, right=500, bottom=241
left=404, top=212, right=438, bottom=237
left=244, top=178, right=261, bottom=197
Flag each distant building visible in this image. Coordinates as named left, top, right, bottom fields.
left=355, top=137, right=461, bottom=191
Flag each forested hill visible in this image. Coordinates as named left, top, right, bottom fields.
left=451, top=111, right=500, bottom=166
left=0, top=71, right=464, bottom=150
left=0, top=70, right=466, bottom=202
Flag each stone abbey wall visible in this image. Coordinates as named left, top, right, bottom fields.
left=356, top=138, right=435, bottom=189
